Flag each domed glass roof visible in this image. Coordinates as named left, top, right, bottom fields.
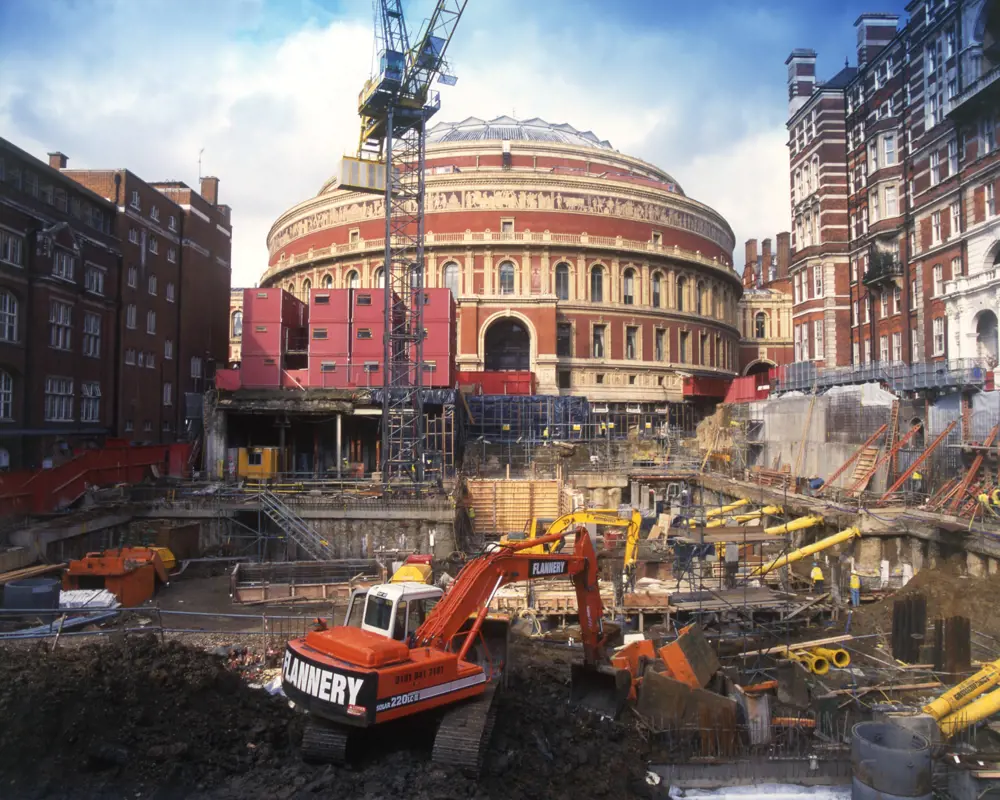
left=426, top=115, right=614, bottom=150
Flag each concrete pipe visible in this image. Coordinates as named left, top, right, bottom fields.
left=851, top=721, right=932, bottom=798
left=813, top=646, right=851, bottom=669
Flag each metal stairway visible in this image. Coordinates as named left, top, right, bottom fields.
left=259, top=490, right=336, bottom=560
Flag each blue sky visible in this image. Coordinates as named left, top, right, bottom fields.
left=0, top=0, right=909, bottom=285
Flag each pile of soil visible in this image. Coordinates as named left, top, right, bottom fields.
left=849, top=560, right=1000, bottom=641
left=0, top=636, right=650, bottom=799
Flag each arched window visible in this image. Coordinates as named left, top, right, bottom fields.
left=676, top=276, right=687, bottom=312
left=231, top=311, right=243, bottom=338
left=373, top=268, right=384, bottom=289
left=322, top=274, right=333, bottom=288
left=0, top=370, right=12, bottom=420
left=442, top=261, right=460, bottom=297
left=811, top=155, right=820, bottom=192
left=622, top=268, right=636, bottom=305
left=302, top=278, right=312, bottom=296
left=0, top=291, right=17, bottom=342
left=754, top=312, right=767, bottom=339
left=286, top=282, right=295, bottom=294
left=590, top=266, right=604, bottom=302
left=498, top=261, right=515, bottom=295
left=651, top=272, right=662, bottom=308
left=555, top=262, right=570, bottom=300
left=346, top=270, right=359, bottom=289
left=696, top=281, right=706, bottom=315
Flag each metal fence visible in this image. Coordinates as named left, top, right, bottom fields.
left=776, top=359, right=991, bottom=394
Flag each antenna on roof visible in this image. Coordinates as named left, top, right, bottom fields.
left=198, top=148, right=205, bottom=180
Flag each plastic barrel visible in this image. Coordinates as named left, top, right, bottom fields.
left=851, top=721, right=932, bottom=799
left=3, top=578, right=61, bottom=611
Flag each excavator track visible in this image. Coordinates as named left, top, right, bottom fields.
left=301, top=719, right=350, bottom=764
left=431, top=686, right=498, bottom=776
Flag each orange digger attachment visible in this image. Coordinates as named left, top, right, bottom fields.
left=570, top=663, right=632, bottom=719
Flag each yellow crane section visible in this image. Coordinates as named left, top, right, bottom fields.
left=764, top=515, right=824, bottom=536
left=938, top=687, right=1000, bottom=738
left=688, top=499, right=750, bottom=526
left=730, top=506, right=784, bottom=524
left=923, top=657, right=1000, bottom=720
left=750, top=527, right=861, bottom=577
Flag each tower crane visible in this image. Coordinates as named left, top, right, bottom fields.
left=340, top=0, right=468, bottom=488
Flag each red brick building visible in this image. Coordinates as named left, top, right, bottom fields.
left=257, top=117, right=741, bottom=407
left=785, top=0, right=1000, bottom=386
left=61, top=167, right=232, bottom=442
left=0, top=139, right=119, bottom=468
left=738, top=234, right=794, bottom=375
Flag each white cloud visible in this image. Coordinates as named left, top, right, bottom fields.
left=1, top=0, right=792, bottom=286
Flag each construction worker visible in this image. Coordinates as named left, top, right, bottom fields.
left=810, top=561, right=825, bottom=594
left=849, top=570, right=861, bottom=608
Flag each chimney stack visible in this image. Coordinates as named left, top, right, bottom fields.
left=743, top=239, right=759, bottom=289
left=775, top=232, right=792, bottom=279
left=760, top=238, right=772, bottom=279
left=200, top=176, right=220, bottom=206
left=785, top=49, right=817, bottom=116
left=744, top=239, right=758, bottom=271
left=855, top=14, right=899, bottom=67
left=48, top=152, right=68, bottom=170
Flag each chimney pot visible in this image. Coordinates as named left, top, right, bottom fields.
left=48, top=152, right=68, bottom=170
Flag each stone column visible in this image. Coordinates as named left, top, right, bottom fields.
left=640, top=263, right=650, bottom=306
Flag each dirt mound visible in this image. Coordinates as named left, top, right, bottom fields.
left=0, top=636, right=650, bottom=799
left=849, top=560, right=1000, bottom=641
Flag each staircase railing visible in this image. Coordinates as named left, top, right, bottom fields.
left=258, top=489, right=336, bottom=560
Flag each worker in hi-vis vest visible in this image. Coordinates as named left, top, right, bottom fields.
left=849, top=570, right=861, bottom=607
left=810, top=561, right=825, bottom=594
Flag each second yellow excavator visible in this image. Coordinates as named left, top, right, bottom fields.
left=500, top=507, right=644, bottom=597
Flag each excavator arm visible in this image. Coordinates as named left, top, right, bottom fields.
left=414, top=528, right=611, bottom=666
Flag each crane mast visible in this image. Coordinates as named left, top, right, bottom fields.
left=354, top=0, right=468, bottom=488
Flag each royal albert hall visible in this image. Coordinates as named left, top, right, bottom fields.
left=259, top=116, right=741, bottom=404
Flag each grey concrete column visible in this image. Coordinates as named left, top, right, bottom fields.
left=336, top=413, right=342, bottom=479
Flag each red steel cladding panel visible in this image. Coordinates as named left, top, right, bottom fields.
left=309, top=289, right=351, bottom=323
left=421, top=289, right=456, bottom=323
left=282, top=369, right=310, bottom=389
left=215, top=368, right=241, bottom=391
left=346, top=362, right=383, bottom=387
left=309, top=322, right=350, bottom=355
left=240, top=356, right=281, bottom=388
left=307, top=355, right=349, bottom=388
left=241, top=323, right=283, bottom=358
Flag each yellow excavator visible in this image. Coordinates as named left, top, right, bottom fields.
left=500, top=507, right=644, bottom=596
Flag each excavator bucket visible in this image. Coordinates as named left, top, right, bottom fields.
left=570, top=663, right=632, bottom=719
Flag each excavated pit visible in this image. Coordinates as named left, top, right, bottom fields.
left=0, top=635, right=650, bottom=799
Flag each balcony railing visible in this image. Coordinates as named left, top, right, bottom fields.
left=775, top=358, right=991, bottom=394
left=862, top=249, right=903, bottom=286
left=949, top=63, right=1000, bottom=116
left=263, top=230, right=735, bottom=283
left=944, top=268, right=999, bottom=298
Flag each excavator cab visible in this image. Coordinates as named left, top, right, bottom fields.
left=344, top=583, right=443, bottom=642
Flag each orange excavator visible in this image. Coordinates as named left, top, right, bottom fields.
left=282, top=528, right=629, bottom=772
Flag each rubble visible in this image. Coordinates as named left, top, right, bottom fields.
left=0, top=635, right=650, bottom=799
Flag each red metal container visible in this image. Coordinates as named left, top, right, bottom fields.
left=241, top=322, right=283, bottom=358
left=309, top=322, right=350, bottom=356
left=281, top=368, right=310, bottom=389
left=352, top=324, right=385, bottom=360
left=346, top=361, right=383, bottom=387
left=309, top=289, right=350, bottom=322
left=308, top=355, right=349, bottom=388
left=683, top=376, right=730, bottom=398
left=420, top=289, right=456, bottom=323
left=243, top=288, right=307, bottom=326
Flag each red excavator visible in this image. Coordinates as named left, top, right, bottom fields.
left=282, top=528, right=629, bottom=772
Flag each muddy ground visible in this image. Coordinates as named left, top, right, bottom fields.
left=0, top=635, right=650, bottom=800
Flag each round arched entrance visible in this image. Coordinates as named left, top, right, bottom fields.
left=976, top=310, right=999, bottom=366
left=744, top=360, right=774, bottom=378
left=484, top=318, right=531, bottom=371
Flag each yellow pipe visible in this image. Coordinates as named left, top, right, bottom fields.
left=688, top=499, right=750, bottom=527
left=764, top=515, right=824, bottom=536
left=938, top=687, right=1000, bottom=738
left=750, top=526, right=861, bottom=577
left=731, top=506, right=784, bottom=524
left=813, top=647, right=850, bottom=669
left=923, top=657, right=1000, bottom=720
left=791, top=651, right=829, bottom=675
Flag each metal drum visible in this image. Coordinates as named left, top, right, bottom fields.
left=852, top=721, right=932, bottom=799
left=3, top=577, right=61, bottom=610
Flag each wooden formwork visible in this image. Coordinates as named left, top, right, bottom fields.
left=466, top=478, right=565, bottom=537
